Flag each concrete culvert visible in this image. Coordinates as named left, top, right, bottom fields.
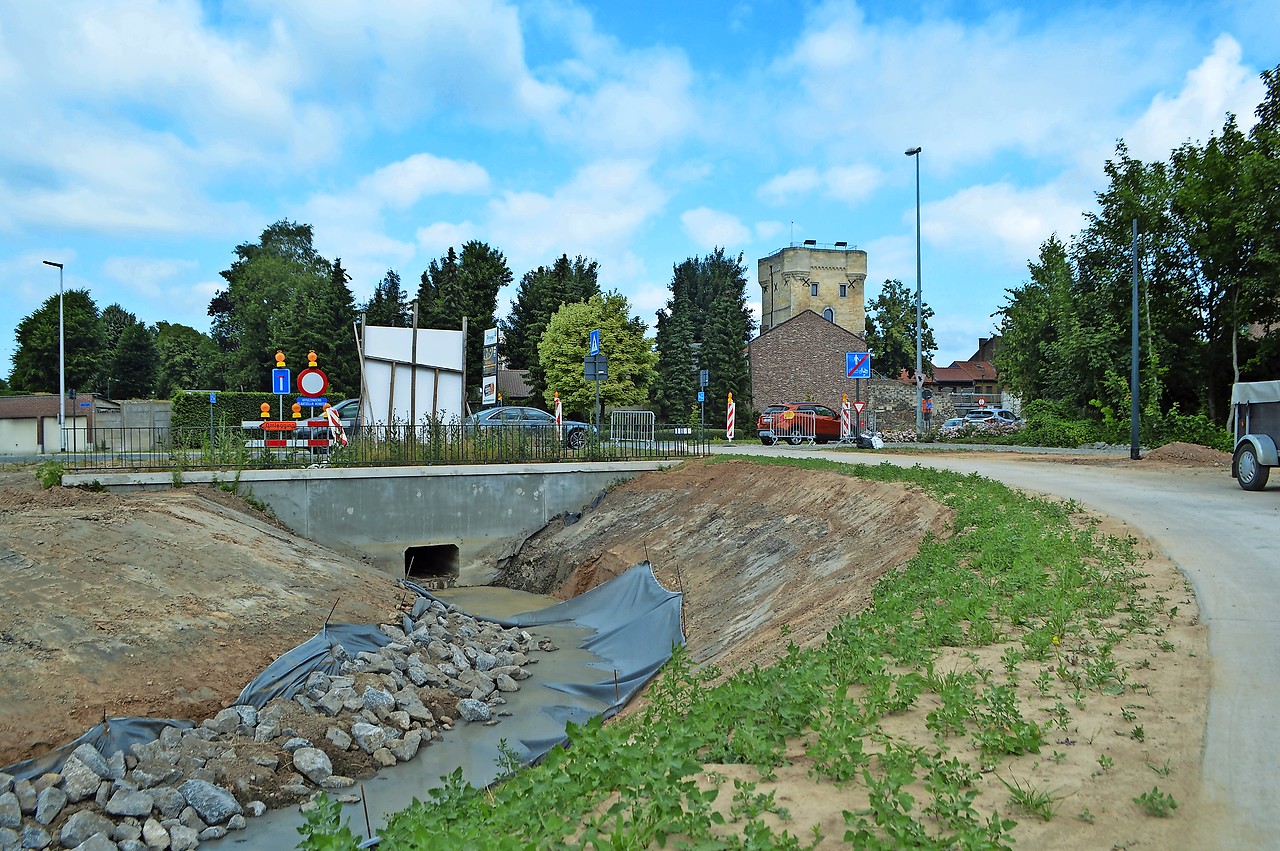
left=405, top=544, right=460, bottom=587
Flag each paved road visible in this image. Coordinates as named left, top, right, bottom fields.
left=717, top=443, right=1280, bottom=848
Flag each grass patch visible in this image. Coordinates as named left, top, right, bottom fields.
left=298, top=455, right=1166, bottom=849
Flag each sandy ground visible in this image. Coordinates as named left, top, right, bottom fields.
left=0, top=444, right=1219, bottom=847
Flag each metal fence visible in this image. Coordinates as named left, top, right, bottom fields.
left=55, top=422, right=712, bottom=473
left=761, top=411, right=817, bottom=445
left=609, top=410, right=656, bottom=448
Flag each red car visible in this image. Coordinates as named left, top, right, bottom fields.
left=756, top=403, right=842, bottom=445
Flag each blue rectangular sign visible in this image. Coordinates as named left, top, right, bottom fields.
left=209, top=393, right=216, bottom=404
left=589, top=329, right=601, bottom=356
left=846, top=351, right=871, bottom=379
left=272, top=368, right=291, bottom=394
left=298, top=397, right=328, bottom=406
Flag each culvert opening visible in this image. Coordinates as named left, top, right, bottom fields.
left=405, top=544, right=460, bottom=589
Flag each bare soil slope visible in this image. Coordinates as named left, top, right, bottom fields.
left=0, top=472, right=411, bottom=767
left=495, top=459, right=952, bottom=675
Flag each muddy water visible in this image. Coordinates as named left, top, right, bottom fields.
left=212, top=587, right=611, bottom=849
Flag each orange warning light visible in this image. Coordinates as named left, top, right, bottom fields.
left=259, top=403, right=271, bottom=418
left=291, top=402, right=302, bottom=419
left=275, top=350, right=286, bottom=367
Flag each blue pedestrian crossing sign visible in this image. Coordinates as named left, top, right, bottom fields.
left=589, top=329, right=601, bottom=356
left=272, top=368, right=291, bottom=394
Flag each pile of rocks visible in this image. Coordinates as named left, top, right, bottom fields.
left=0, top=594, right=553, bottom=851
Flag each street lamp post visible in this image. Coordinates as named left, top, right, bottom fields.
left=904, top=147, right=923, bottom=440
left=42, top=260, right=66, bottom=452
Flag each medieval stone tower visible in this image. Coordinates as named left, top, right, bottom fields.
left=757, top=242, right=868, bottom=334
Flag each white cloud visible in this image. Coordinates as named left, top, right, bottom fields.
left=755, top=221, right=786, bottom=242
left=100, top=257, right=200, bottom=300
left=681, top=208, right=751, bottom=249
left=358, top=155, right=489, bottom=209
left=758, top=168, right=822, bottom=204
left=487, top=159, right=668, bottom=275
left=416, top=222, right=481, bottom=257
left=1123, top=35, right=1265, bottom=161
left=922, top=181, right=1090, bottom=269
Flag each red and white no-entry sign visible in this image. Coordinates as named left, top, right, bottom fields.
left=297, top=368, right=329, bottom=397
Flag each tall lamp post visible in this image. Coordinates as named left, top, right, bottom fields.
left=904, top=146, right=923, bottom=440
left=42, top=260, right=66, bottom=452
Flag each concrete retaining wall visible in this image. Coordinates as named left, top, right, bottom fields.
left=64, top=462, right=675, bottom=579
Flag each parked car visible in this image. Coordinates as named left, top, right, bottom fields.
left=757, top=403, right=842, bottom=445
left=939, top=417, right=966, bottom=431
left=465, top=405, right=594, bottom=449
left=963, top=408, right=1022, bottom=426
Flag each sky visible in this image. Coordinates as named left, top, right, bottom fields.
left=2, top=0, right=1277, bottom=388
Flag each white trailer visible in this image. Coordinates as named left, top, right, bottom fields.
left=1230, top=380, right=1280, bottom=491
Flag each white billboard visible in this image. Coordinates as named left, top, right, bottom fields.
left=359, top=326, right=466, bottom=426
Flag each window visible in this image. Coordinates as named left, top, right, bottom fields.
left=823, top=307, right=835, bottom=322
left=810, top=282, right=818, bottom=296
left=839, top=284, right=848, bottom=298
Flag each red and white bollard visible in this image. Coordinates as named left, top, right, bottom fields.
left=726, top=392, right=735, bottom=442
left=840, top=393, right=851, bottom=442
left=554, top=392, right=563, bottom=441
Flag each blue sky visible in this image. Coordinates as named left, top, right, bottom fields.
left=2, top=0, right=1277, bottom=388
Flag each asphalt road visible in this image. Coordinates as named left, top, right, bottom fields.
left=717, top=442, right=1280, bottom=849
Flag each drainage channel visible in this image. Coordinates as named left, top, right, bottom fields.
left=211, top=589, right=610, bottom=849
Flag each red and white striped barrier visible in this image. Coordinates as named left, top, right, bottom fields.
left=841, top=394, right=851, bottom=441
left=325, top=404, right=348, bottom=446
left=726, top=392, right=735, bottom=441
left=554, top=392, right=563, bottom=440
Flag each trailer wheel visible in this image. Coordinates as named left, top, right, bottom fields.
left=1235, top=444, right=1270, bottom=491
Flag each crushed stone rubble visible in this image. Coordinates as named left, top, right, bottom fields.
left=0, top=595, right=557, bottom=851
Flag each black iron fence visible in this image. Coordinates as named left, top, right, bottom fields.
left=57, top=423, right=713, bottom=473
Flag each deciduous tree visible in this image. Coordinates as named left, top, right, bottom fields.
left=539, top=292, right=655, bottom=422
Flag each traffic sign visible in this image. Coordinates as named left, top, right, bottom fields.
left=298, top=397, right=328, bottom=406
left=589, top=329, right=601, bottom=356
left=853, top=401, right=866, bottom=414
left=209, top=393, right=216, bottom=404
left=297, top=367, right=328, bottom=397
left=584, top=354, right=608, bottom=382
left=272, top=368, right=291, bottom=394
left=846, top=351, right=871, bottom=379
left=697, top=391, right=705, bottom=403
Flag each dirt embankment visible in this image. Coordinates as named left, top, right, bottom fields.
left=494, top=459, right=952, bottom=675
left=0, top=470, right=412, bottom=767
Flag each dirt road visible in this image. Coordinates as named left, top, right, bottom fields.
left=717, top=442, right=1278, bottom=849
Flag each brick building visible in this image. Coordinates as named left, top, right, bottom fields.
left=748, top=310, right=869, bottom=413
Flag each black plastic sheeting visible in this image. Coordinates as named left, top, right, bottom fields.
left=234, top=623, right=395, bottom=708
left=4, top=718, right=195, bottom=784
left=2, top=563, right=684, bottom=790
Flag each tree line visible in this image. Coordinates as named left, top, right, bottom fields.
left=996, top=64, right=1280, bottom=425
left=3, top=222, right=764, bottom=423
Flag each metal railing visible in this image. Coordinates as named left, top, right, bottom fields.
left=760, top=411, right=817, bottom=445
left=56, top=423, right=711, bottom=473
left=610, top=411, right=656, bottom=448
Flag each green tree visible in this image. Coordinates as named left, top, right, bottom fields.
left=864, top=279, right=936, bottom=379
left=154, top=322, right=220, bottom=397
left=502, top=255, right=600, bottom=406
left=108, top=322, right=158, bottom=399
left=540, top=292, right=656, bottom=421
left=8, top=289, right=104, bottom=395
left=417, top=242, right=512, bottom=402
left=651, top=249, right=754, bottom=422
left=364, top=269, right=410, bottom=328
left=208, top=220, right=333, bottom=392
left=100, top=304, right=137, bottom=356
